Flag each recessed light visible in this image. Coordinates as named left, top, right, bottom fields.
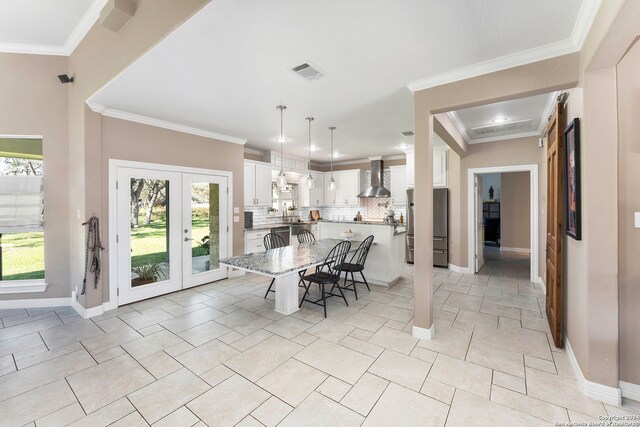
left=398, top=144, right=408, bottom=150
left=310, top=145, right=319, bottom=152
left=492, top=116, right=508, bottom=124
left=332, top=152, right=342, bottom=158
left=275, top=137, right=288, bottom=143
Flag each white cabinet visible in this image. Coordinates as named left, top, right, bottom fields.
left=328, top=170, right=361, bottom=206
left=244, top=161, right=274, bottom=207
left=270, top=151, right=308, bottom=174
left=308, top=173, right=325, bottom=206
left=245, top=229, right=268, bottom=254
left=433, top=147, right=448, bottom=188
left=404, top=148, right=415, bottom=188
left=389, top=165, right=407, bottom=205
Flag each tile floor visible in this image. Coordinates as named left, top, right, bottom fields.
left=1, top=249, right=638, bottom=426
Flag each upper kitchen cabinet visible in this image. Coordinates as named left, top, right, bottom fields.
left=433, top=147, right=448, bottom=188
left=269, top=151, right=308, bottom=174
left=404, top=148, right=415, bottom=188
left=244, top=160, right=273, bottom=206
left=389, top=165, right=407, bottom=205
left=324, top=169, right=362, bottom=206
left=308, top=173, right=325, bottom=207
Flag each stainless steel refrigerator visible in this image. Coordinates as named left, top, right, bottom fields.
left=405, top=188, right=448, bottom=267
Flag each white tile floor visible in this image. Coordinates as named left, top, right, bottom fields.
left=0, top=248, right=638, bottom=426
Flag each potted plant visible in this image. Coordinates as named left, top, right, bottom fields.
left=268, top=207, right=278, bottom=217
left=131, top=260, right=166, bottom=286
left=287, top=204, right=297, bottom=216
left=199, top=235, right=211, bottom=270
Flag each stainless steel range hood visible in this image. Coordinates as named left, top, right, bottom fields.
left=358, top=158, right=391, bottom=198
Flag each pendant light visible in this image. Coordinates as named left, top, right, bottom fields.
left=328, top=126, right=337, bottom=190
left=305, top=117, right=315, bottom=189
left=276, top=105, right=288, bottom=189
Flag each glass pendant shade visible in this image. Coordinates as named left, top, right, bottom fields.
left=277, top=170, right=287, bottom=189
left=307, top=174, right=315, bottom=189
left=328, top=176, right=336, bottom=190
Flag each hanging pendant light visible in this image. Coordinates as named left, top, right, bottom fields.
left=305, top=117, right=315, bottom=189
left=276, top=105, right=288, bottom=189
left=328, top=126, right=337, bottom=190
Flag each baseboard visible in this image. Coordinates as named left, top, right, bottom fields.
left=412, top=324, right=435, bottom=340
left=620, top=381, right=640, bottom=402
left=0, top=297, right=71, bottom=309
left=500, top=247, right=531, bottom=254
left=536, top=277, right=546, bottom=295
left=448, top=263, right=473, bottom=274
left=565, top=336, right=622, bottom=406
left=70, top=299, right=105, bottom=319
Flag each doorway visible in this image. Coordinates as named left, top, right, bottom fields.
left=109, top=160, right=231, bottom=305
left=467, top=165, right=538, bottom=283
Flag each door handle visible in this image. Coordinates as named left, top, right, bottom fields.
left=184, top=237, right=194, bottom=241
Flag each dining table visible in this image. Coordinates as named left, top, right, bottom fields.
left=219, top=238, right=359, bottom=315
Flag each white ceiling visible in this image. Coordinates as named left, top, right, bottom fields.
left=0, top=0, right=105, bottom=55
left=450, top=92, right=557, bottom=144
left=88, top=0, right=595, bottom=162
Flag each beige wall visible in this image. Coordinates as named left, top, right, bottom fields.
left=617, top=39, right=640, bottom=385
left=500, top=172, right=531, bottom=250
left=244, top=152, right=263, bottom=162
left=99, top=116, right=245, bottom=303
left=448, top=137, right=542, bottom=267
left=0, top=53, right=71, bottom=300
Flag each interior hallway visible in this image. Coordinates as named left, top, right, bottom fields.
left=479, top=245, right=531, bottom=281
left=1, top=263, right=638, bottom=426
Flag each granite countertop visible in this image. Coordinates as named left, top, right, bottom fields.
left=245, top=221, right=318, bottom=232
left=318, top=219, right=397, bottom=226
left=220, top=238, right=359, bottom=276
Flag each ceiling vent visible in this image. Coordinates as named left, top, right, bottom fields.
left=471, top=119, right=532, bottom=136
left=401, top=130, right=415, bottom=136
left=291, top=63, right=325, bottom=80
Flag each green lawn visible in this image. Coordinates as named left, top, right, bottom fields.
left=1, top=231, right=45, bottom=281
left=0, top=217, right=211, bottom=282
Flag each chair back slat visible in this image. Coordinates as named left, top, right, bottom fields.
left=351, top=235, right=374, bottom=267
left=297, top=229, right=316, bottom=243
left=317, top=240, right=351, bottom=276
left=263, top=233, right=286, bottom=250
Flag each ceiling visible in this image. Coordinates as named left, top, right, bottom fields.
left=88, top=0, right=595, bottom=162
left=0, top=0, right=105, bottom=55
left=449, top=92, right=557, bottom=144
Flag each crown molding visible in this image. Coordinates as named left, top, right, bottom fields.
left=0, top=0, right=107, bottom=56
left=407, top=0, right=601, bottom=92
left=446, top=111, right=472, bottom=144
left=537, top=91, right=560, bottom=134
left=467, top=131, right=541, bottom=145
left=244, top=147, right=264, bottom=156
left=87, top=102, right=246, bottom=145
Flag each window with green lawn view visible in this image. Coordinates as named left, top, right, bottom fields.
left=0, top=138, right=45, bottom=282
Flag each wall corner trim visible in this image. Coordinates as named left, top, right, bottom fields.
left=565, top=336, right=622, bottom=406
left=412, top=324, right=435, bottom=340
left=620, top=381, right=640, bottom=402
left=448, top=263, right=473, bottom=274
left=71, top=299, right=105, bottom=319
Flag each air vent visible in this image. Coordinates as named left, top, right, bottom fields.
left=471, top=119, right=532, bottom=136
left=291, top=62, right=325, bottom=80
left=401, top=130, right=415, bottom=136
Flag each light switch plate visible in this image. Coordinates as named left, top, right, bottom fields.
left=234, top=207, right=239, bottom=214
left=635, top=212, right=640, bottom=228
left=233, top=215, right=240, bottom=223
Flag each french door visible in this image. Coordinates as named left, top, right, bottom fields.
left=115, top=165, right=229, bottom=305
left=475, top=175, right=485, bottom=272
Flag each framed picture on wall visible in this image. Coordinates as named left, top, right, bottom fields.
left=564, top=117, right=581, bottom=240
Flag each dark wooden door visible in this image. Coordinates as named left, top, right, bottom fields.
left=546, top=102, right=564, bottom=348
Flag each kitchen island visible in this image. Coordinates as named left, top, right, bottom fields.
left=318, top=220, right=406, bottom=286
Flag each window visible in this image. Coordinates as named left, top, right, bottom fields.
left=0, top=137, right=44, bottom=284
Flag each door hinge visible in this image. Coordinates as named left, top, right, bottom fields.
left=116, top=181, right=119, bottom=190
left=117, top=288, right=119, bottom=296
left=116, top=234, right=119, bottom=243
left=227, top=187, right=229, bottom=194
left=227, top=225, right=229, bottom=232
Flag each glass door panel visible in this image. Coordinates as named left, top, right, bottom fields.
left=117, top=168, right=182, bottom=305
left=182, top=173, right=228, bottom=288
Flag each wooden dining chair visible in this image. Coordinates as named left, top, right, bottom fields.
left=263, top=232, right=286, bottom=299
left=299, top=240, right=351, bottom=317
left=333, top=235, right=374, bottom=300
